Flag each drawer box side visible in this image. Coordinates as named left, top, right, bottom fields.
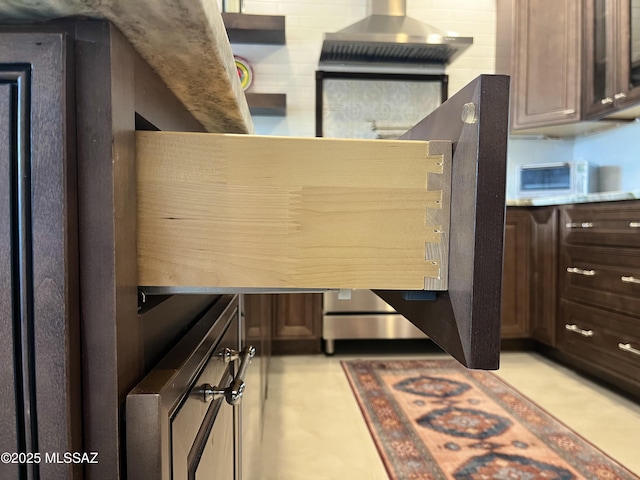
left=136, top=133, right=451, bottom=290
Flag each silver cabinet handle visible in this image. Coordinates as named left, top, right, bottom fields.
left=565, top=324, right=594, bottom=337
left=197, top=345, right=256, bottom=405
left=614, top=92, right=627, bottom=100
left=618, top=343, right=640, bottom=357
left=565, top=222, right=593, bottom=229
left=621, top=276, right=640, bottom=284
left=630, top=222, right=640, bottom=228
left=567, top=267, right=596, bottom=276
left=600, top=97, right=614, bottom=105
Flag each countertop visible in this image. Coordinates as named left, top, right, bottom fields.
left=0, top=0, right=253, bottom=134
left=506, top=190, right=640, bottom=207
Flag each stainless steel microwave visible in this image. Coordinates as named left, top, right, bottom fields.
left=518, top=162, right=598, bottom=198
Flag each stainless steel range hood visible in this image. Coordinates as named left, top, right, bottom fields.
left=319, top=0, right=473, bottom=67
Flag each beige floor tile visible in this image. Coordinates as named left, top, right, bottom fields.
left=259, top=350, right=640, bottom=478
left=261, top=355, right=389, bottom=480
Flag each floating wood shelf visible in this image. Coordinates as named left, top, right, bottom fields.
left=221, top=12, right=286, bottom=45
left=245, top=92, right=286, bottom=116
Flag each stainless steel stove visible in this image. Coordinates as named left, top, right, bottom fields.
left=322, top=290, right=427, bottom=354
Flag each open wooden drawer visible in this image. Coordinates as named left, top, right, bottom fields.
left=136, top=75, right=510, bottom=369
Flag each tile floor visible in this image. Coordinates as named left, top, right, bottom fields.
left=259, top=347, right=640, bottom=480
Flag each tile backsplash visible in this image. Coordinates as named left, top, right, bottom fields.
left=321, top=78, right=443, bottom=139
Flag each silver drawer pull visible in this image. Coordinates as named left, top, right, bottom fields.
left=618, top=343, right=640, bottom=357
left=566, top=222, right=593, bottom=229
left=565, top=324, right=594, bottom=337
left=567, top=267, right=596, bottom=276
left=621, top=276, right=640, bottom=284
left=630, top=222, right=640, bottom=228
left=197, top=345, right=256, bottom=405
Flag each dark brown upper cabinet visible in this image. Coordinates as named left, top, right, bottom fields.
left=507, top=0, right=582, bottom=131
left=584, top=0, right=640, bottom=119
left=498, top=0, right=640, bottom=134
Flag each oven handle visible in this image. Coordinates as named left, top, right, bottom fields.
left=197, top=345, right=256, bottom=405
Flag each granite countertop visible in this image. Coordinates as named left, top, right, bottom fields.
left=506, top=190, right=640, bottom=207
left=0, top=0, right=253, bottom=134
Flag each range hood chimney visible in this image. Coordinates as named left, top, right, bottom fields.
left=319, top=0, right=473, bottom=67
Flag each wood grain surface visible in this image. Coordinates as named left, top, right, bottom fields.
left=137, top=132, right=451, bottom=290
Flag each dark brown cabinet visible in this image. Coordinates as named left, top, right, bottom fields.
left=127, top=296, right=240, bottom=480
left=0, top=34, right=82, bottom=480
left=0, top=21, right=247, bottom=479
left=498, top=0, right=640, bottom=133
left=245, top=293, right=323, bottom=355
left=507, top=0, right=582, bottom=130
left=501, top=207, right=558, bottom=345
left=529, top=207, right=559, bottom=347
left=584, top=0, right=640, bottom=119
left=501, top=209, right=532, bottom=338
left=557, top=201, right=640, bottom=397
left=272, top=294, right=323, bottom=354
left=502, top=202, right=640, bottom=398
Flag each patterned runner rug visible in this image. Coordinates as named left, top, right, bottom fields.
left=342, top=359, right=638, bottom=480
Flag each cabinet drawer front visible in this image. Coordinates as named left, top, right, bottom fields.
left=171, top=313, right=239, bottom=479
left=562, top=246, right=640, bottom=315
left=560, top=300, right=640, bottom=383
left=561, top=203, right=640, bottom=248
left=126, top=296, right=239, bottom=480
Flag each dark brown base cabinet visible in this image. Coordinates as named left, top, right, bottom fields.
left=501, top=207, right=557, bottom=345
left=0, top=21, right=255, bottom=480
left=501, top=209, right=532, bottom=338
left=529, top=207, right=559, bottom=347
left=505, top=202, right=640, bottom=399
left=247, top=293, right=323, bottom=355
left=557, top=202, right=640, bottom=398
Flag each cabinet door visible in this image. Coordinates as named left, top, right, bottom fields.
left=511, top=0, right=582, bottom=129
left=615, top=0, right=640, bottom=108
left=585, top=0, right=640, bottom=118
left=0, top=32, right=82, bottom=480
left=272, top=294, right=322, bottom=354
left=584, top=0, right=618, bottom=118
left=501, top=209, right=531, bottom=338
left=529, top=207, right=558, bottom=346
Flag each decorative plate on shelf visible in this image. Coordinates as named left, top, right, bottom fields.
left=234, top=55, right=253, bottom=91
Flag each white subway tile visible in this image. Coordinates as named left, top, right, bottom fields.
left=248, top=0, right=497, bottom=134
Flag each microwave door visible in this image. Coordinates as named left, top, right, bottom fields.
left=374, top=74, right=510, bottom=370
